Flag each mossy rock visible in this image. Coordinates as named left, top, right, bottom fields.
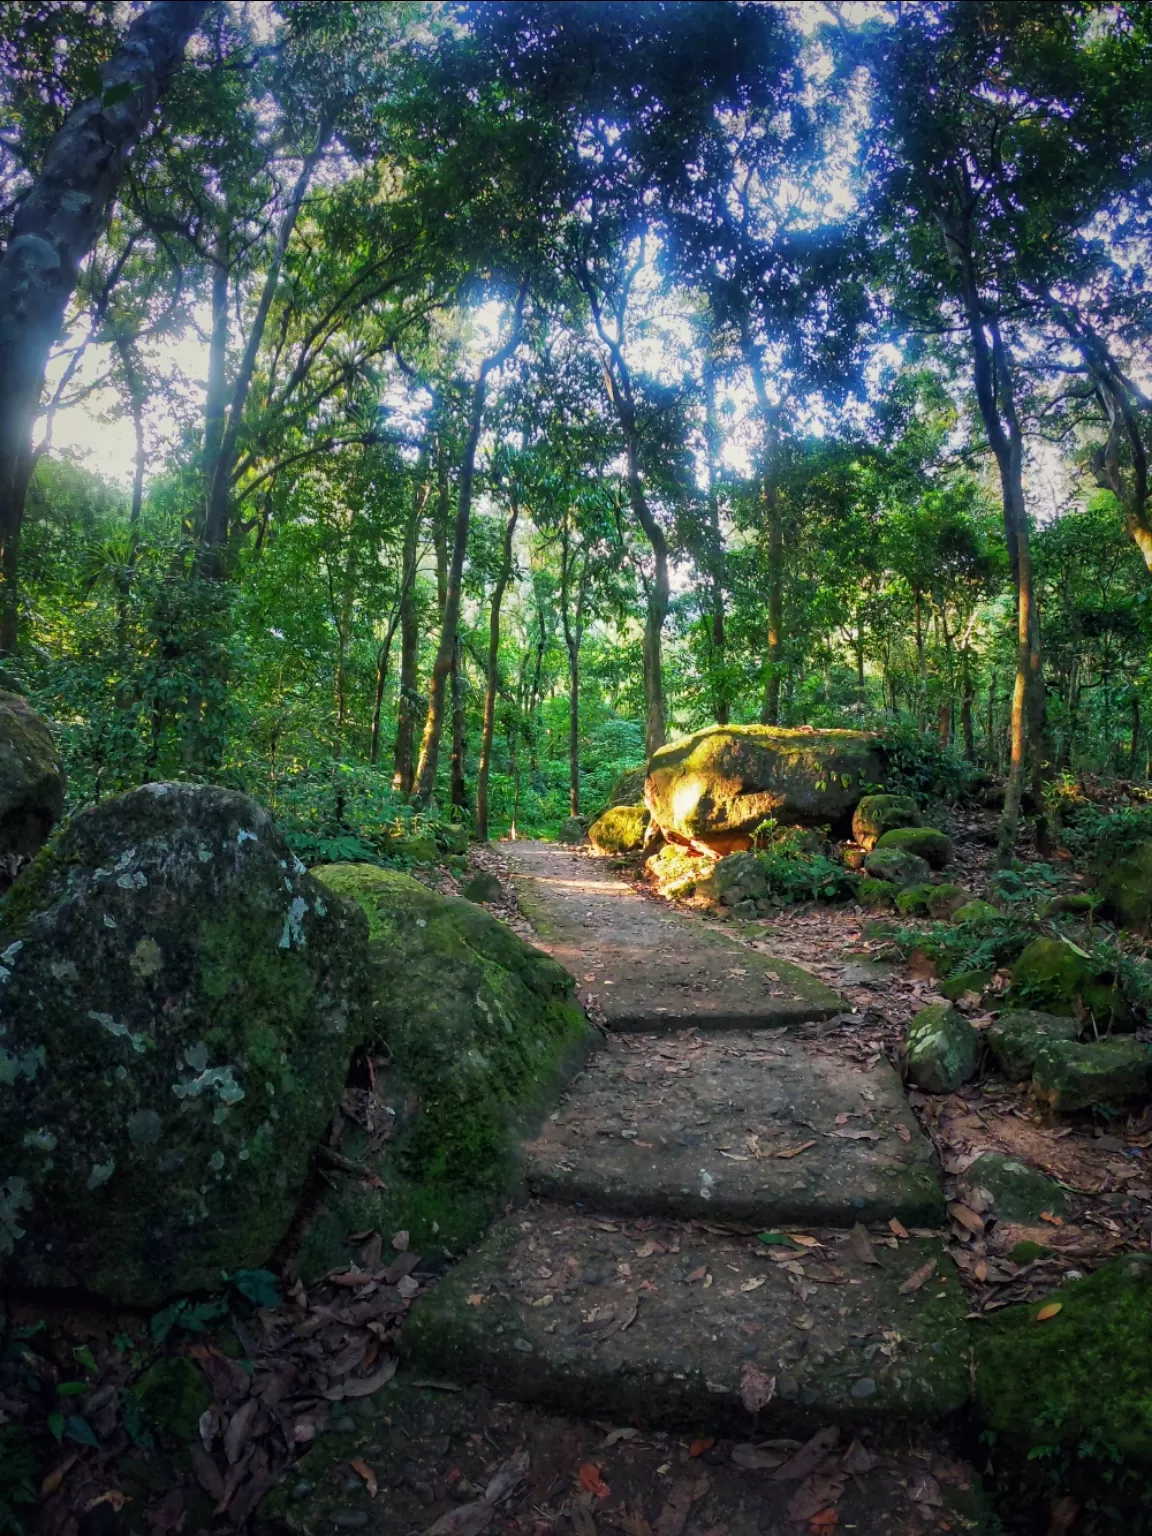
left=306, top=865, right=594, bottom=1270
left=461, top=870, right=502, bottom=904
left=588, top=804, right=649, bottom=855
left=1008, top=937, right=1131, bottom=1027
left=436, top=824, right=469, bottom=855
left=645, top=725, right=886, bottom=855
left=895, top=881, right=939, bottom=917
left=963, top=1153, right=1068, bottom=1223
left=842, top=845, right=867, bottom=870
left=939, top=968, right=992, bottom=1002
left=556, top=815, right=589, bottom=845
left=607, top=765, right=647, bottom=808
left=851, top=793, right=920, bottom=851
left=388, top=834, right=438, bottom=864
left=927, top=884, right=971, bottom=920
left=1031, top=1037, right=1152, bottom=1113
left=646, top=843, right=712, bottom=900
left=874, top=826, right=954, bottom=870
left=986, top=1010, right=1080, bottom=1082
left=865, top=847, right=932, bottom=887
left=131, top=1355, right=213, bottom=1443
left=696, top=850, right=768, bottom=908
left=0, top=691, right=64, bottom=863
left=1094, top=837, right=1152, bottom=934
left=0, top=785, right=372, bottom=1306
left=904, top=1003, right=978, bottom=1094
left=952, top=899, right=1001, bottom=925
left=975, top=1254, right=1152, bottom=1477
left=857, top=877, right=898, bottom=910
left=1039, top=892, right=1098, bottom=919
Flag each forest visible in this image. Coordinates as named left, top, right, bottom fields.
left=7, top=5, right=1152, bottom=1536
left=1, top=0, right=1149, bottom=859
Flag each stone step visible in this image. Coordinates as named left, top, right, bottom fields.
left=506, top=843, right=840, bottom=1032
left=522, top=1030, right=946, bottom=1229
left=404, top=1203, right=969, bottom=1434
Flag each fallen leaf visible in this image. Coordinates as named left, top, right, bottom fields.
left=776, top=1140, right=817, bottom=1159
left=899, top=1259, right=937, bottom=1295
left=1040, top=1211, right=1065, bottom=1227
left=895, top=1124, right=912, bottom=1143
left=849, top=1224, right=880, bottom=1266
left=484, top=1449, right=529, bottom=1504
left=654, top=1478, right=706, bottom=1536
left=340, top=1358, right=398, bottom=1398
left=740, top=1277, right=766, bottom=1293
left=949, top=1203, right=986, bottom=1236
left=840, top=1440, right=877, bottom=1475
left=604, top=1428, right=637, bottom=1447
left=685, top=1265, right=708, bottom=1284
left=223, top=1399, right=258, bottom=1465
left=619, top=1506, right=652, bottom=1536
left=786, top=1234, right=823, bottom=1248
left=772, top=1426, right=840, bottom=1482
left=809, top=1509, right=839, bottom=1534
left=571, top=1499, right=598, bottom=1536
left=424, top=1501, right=494, bottom=1536
left=392, top=1229, right=410, bottom=1251
left=40, top=1455, right=80, bottom=1500
left=731, top=1443, right=786, bottom=1471
left=1048, top=1496, right=1080, bottom=1536
left=740, top=1361, right=776, bottom=1413
left=909, top=1471, right=943, bottom=1507
left=830, top=1129, right=881, bottom=1141
left=888, top=1218, right=909, bottom=1240
left=787, top=1475, right=845, bottom=1521
left=189, top=1447, right=226, bottom=1501
left=350, top=1460, right=378, bottom=1498
left=689, top=1438, right=715, bottom=1458
left=1035, top=1302, right=1063, bottom=1322
left=579, top=1464, right=611, bottom=1500
left=467, top=1294, right=485, bottom=1306
left=85, top=1491, right=127, bottom=1514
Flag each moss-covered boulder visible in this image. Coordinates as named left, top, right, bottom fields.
left=1031, top=1038, right=1152, bottom=1113
left=588, top=804, right=649, bottom=855
left=952, top=898, right=1001, bottom=925
left=939, top=968, right=992, bottom=1002
left=0, top=692, right=64, bottom=866
left=904, top=1003, right=979, bottom=1094
left=1095, top=838, right=1152, bottom=934
left=928, top=884, right=971, bottom=920
left=0, top=784, right=372, bottom=1305
left=1008, top=937, right=1129, bottom=1026
left=963, top=1153, right=1068, bottom=1222
left=696, top=850, right=768, bottom=908
left=873, top=826, right=954, bottom=870
left=388, top=833, right=438, bottom=864
left=646, top=842, right=711, bottom=899
left=436, top=823, right=469, bottom=855
left=976, top=1255, right=1152, bottom=1477
left=461, top=869, right=502, bottom=904
left=607, top=765, right=647, bottom=808
left=306, top=865, right=593, bottom=1271
left=557, top=815, right=589, bottom=845
left=865, top=847, right=932, bottom=887
left=895, top=881, right=941, bottom=917
left=851, top=793, right=920, bottom=851
left=644, top=725, right=886, bottom=855
left=857, top=876, right=898, bottom=910
left=986, top=1010, right=1079, bottom=1081
left=1039, top=891, right=1098, bottom=920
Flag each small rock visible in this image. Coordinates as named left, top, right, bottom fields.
left=904, top=1003, right=979, bottom=1094
left=864, top=847, right=932, bottom=887
left=873, top=826, right=954, bottom=869
left=852, top=794, right=920, bottom=851
left=850, top=1377, right=877, bottom=1398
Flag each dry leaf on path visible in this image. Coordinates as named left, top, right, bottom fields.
left=350, top=1459, right=377, bottom=1498
left=773, top=1426, right=841, bottom=1482
left=776, top=1140, right=817, bottom=1159
left=484, top=1449, right=529, bottom=1505
left=899, top=1259, right=937, bottom=1294
left=1035, top=1302, right=1063, bottom=1322
left=731, top=1443, right=785, bottom=1471
left=740, top=1361, right=776, bottom=1413
left=654, top=1477, right=708, bottom=1536
left=579, top=1464, right=611, bottom=1499
left=689, top=1438, right=715, bottom=1458
left=619, top=1505, right=653, bottom=1536
left=840, top=1440, right=877, bottom=1475
left=909, top=1472, right=944, bottom=1507
left=223, top=1399, right=258, bottom=1465
left=570, top=1498, right=598, bottom=1536
left=423, top=1501, right=495, bottom=1536
left=787, top=1475, right=846, bottom=1522
left=949, top=1202, right=986, bottom=1236
left=849, top=1224, right=880, bottom=1266
left=336, top=1358, right=397, bottom=1399
left=888, top=1218, right=909, bottom=1240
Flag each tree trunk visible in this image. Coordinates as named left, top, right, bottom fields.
left=961, top=648, right=975, bottom=760
left=391, top=444, right=433, bottom=788
left=739, top=329, right=785, bottom=727
left=414, top=301, right=522, bottom=806
left=198, top=116, right=331, bottom=576
left=476, top=497, right=518, bottom=840
left=702, top=350, right=728, bottom=724
left=449, top=636, right=467, bottom=811
left=0, top=0, right=207, bottom=653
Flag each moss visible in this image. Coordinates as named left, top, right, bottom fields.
left=952, top=899, right=1001, bottom=925
left=851, top=792, right=920, bottom=850
left=461, top=870, right=502, bottom=903
left=131, top=1356, right=214, bottom=1443
left=588, top=804, right=649, bottom=854
left=927, top=884, right=970, bottom=919
left=1039, top=892, right=1098, bottom=919
left=1011, top=1240, right=1052, bottom=1264
left=964, top=1153, right=1068, bottom=1222
left=646, top=843, right=712, bottom=899
left=1094, top=838, right=1152, bottom=934
left=857, top=876, right=898, bottom=910
left=874, top=826, right=954, bottom=869
left=976, top=1254, right=1152, bottom=1475
left=896, top=881, right=938, bottom=916
left=0, top=785, right=373, bottom=1306
left=986, top=1010, right=1079, bottom=1082
left=1007, top=936, right=1130, bottom=1027
left=305, top=865, right=594, bottom=1272
left=939, top=968, right=992, bottom=1001
left=904, top=1003, right=978, bottom=1093
left=865, top=847, right=932, bottom=887
left=1031, top=1038, right=1152, bottom=1112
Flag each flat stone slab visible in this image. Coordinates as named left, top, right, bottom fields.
left=405, top=1203, right=969, bottom=1433
left=523, top=1031, right=945, bottom=1228
left=505, top=842, right=839, bottom=1031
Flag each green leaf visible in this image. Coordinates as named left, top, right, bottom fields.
left=757, top=1232, right=802, bottom=1249
left=73, top=1344, right=98, bottom=1373
left=232, top=1269, right=282, bottom=1308
left=63, top=1416, right=99, bottom=1448
left=56, top=1381, right=88, bottom=1397
left=47, top=1412, right=65, bottom=1443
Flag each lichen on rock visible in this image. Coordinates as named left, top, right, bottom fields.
left=0, top=784, right=373, bottom=1306
left=304, top=865, right=594, bottom=1272
left=873, top=826, right=954, bottom=870
left=851, top=793, right=920, bottom=851
left=904, top=1003, right=978, bottom=1093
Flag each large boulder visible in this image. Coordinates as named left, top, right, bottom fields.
left=852, top=793, right=920, bottom=851
left=904, top=1003, right=979, bottom=1093
left=873, top=826, right=954, bottom=869
left=0, top=784, right=373, bottom=1305
left=1095, top=839, right=1152, bottom=933
left=1031, top=1038, right=1152, bottom=1112
left=606, top=765, right=647, bottom=808
left=644, top=726, right=886, bottom=855
left=1008, top=937, right=1130, bottom=1028
left=304, top=865, right=593, bottom=1273
left=986, top=1010, right=1080, bottom=1082
left=588, top=804, right=648, bottom=854
left=0, top=692, right=64, bottom=868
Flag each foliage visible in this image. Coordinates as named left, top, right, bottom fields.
left=752, top=825, right=861, bottom=906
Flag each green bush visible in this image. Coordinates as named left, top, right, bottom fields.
left=753, top=824, right=861, bottom=905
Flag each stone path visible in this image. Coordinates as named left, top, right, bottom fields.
left=407, top=842, right=966, bottom=1441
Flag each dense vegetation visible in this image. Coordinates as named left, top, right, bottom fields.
left=2, top=0, right=1151, bottom=859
